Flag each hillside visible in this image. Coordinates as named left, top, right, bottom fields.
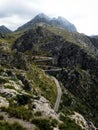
left=0, top=15, right=98, bottom=130
left=13, top=25, right=98, bottom=58
left=0, top=41, right=87, bottom=130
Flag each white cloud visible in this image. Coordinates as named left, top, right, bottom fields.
left=0, top=0, right=98, bottom=35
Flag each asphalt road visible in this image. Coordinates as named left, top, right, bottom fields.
left=52, top=77, right=62, bottom=112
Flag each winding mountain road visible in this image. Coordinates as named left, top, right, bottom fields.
left=52, top=77, right=62, bottom=112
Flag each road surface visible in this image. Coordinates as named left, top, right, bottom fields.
left=52, top=77, right=62, bottom=112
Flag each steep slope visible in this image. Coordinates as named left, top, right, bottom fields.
left=13, top=26, right=65, bottom=55
left=54, top=42, right=98, bottom=128
left=12, top=25, right=98, bottom=128
left=13, top=25, right=98, bottom=58
left=16, top=13, right=77, bottom=32
left=0, top=21, right=98, bottom=130
left=0, top=25, right=12, bottom=34
left=0, top=40, right=87, bottom=130
left=88, top=36, right=98, bottom=50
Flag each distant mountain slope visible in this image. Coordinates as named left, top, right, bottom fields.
left=50, top=16, right=76, bottom=32
left=13, top=26, right=65, bottom=55
left=16, top=13, right=77, bottom=32
left=13, top=25, right=98, bottom=58
left=88, top=36, right=98, bottom=50
left=91, top=35, right=98, bottom=39
left=0, top=25, right=12, bottom=34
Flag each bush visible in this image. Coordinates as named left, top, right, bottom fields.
left=59, top=115, right=83, bottom=130
left=34, top=111, right=42, bottom=116
left=31, top=118, right=53, bottom=130
left=50, top=118, right=58, bottom=127
left=16, top=94, right=30, bottom=105
left=0, top=115, right=4, bottom=120
left=7, top=106, right=33, bottom=121
left=0, top=122, right=26, bottom=130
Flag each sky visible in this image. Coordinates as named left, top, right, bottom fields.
left=0, top=0, right=98, bottom=35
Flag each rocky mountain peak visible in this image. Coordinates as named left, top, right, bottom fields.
left=57, top=16, right=72, bottom=25
left=34, top=13, right=50, bottom=20
left=16, top=13, right=77, bottom=32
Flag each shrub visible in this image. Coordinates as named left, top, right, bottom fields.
left=31, top=118, right=53, bottom=130
left=0, top=115, right=4, bottom=120
left=16, top=94, right=30, bottom=105
left=59, top=114, right=83, bottom=130
left=50, top=118, right=58, bottom=127
left=34, top=111, right=42, bottom=116
left=0, top=122, right=26, bottom=130
left=7, top=106, right=33, bottom=121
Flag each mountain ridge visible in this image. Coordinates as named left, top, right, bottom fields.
left=16, top=13, right=77, bottom=32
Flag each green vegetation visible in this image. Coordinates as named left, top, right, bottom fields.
left=31, top=118, right=53, bottom=130
left=5, top=106, right=33, bottom=121
left=0, top=19, right=98, bottom=129
left=59, top=114, right=83, bottom=130
left=50, top=118, right=59, bottom=127
left=27, top=65, right=57, bottom=107
left=16, top=94, right=31, bottom=105
left=34, top=111, right=42, bottom=116
left=0, top=122, right=26, bottom=130
left=0, top=115, right=4, bottom=120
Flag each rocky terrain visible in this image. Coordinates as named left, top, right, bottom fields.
left=0, top=14, right=98, bottom=130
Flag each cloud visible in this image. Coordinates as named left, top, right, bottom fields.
left=0, top=0, right=39, bottom=18
left=0, top=0, right=98, bottom=35
left=0, top=0, right=40, bottom=30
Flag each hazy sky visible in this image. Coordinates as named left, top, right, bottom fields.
left=0, top=0, right=98, bottom=35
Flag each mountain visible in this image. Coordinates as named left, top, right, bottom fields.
left=0, top=17, right=98, bottom=130
left=13, top=25, right=98, bottom=128
left=0, top=25, right=12, bottom=34
left=16, top=13, right=77, bottom=32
